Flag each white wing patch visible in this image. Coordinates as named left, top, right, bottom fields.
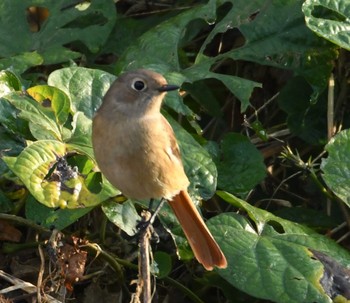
left=165, top=145, right=182, bottom=164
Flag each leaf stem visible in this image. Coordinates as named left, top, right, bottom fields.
left=0, top=213, right=49, bottom=233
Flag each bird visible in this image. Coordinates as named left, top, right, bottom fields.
left=92, top=69, right=227, bottom=270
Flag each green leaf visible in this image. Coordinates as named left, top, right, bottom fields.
left=165, top=114, right=217, bottom=201
left=115, top=1, right=217, bottom=71
left=211, top=0, right=336, bottom=99
left=3, top=140, right=116, bottom=209
left=303, top=0, right=350, bottom=51
left=48, top=67, right=116, bottom=118
left=104, top=13, right=173, bottom=58
left=278, top=76, right=327, bottom=144
left=67, top=112, right=93, bottom=159
left=321, top=129, right=350, bottom=207
left=102, top=199, right=140, bottom=237
left=207, top=73, right=260, bottom=113
left=25, top=195, right=93, bottom=230
left=153, top=251, right=172, bottom=278
left=243, top=0, right=335, bottom=85
left=2, top=91, right=63, bottom=140
left=0, top=0, right=116, bottom=71
left=182, top=81, right=222, bottom=118
left=274, top=207, right=341, bottom=230
left=217, top=133, right=266, bottom=195
left=0, top=126, right=25, bottom=175
left=0, top=52, right=43, bottom=74
left=0, top=70, right=22, bottom=96
left=0, top=190, right=12, bottom=212
left=213, top=191, right=350, bottom=303
left=115, top=0, right=335, bottom=112
left=116, top=1, right=260, bottom=112
left=0, top=98, right=31, bottom=138
left=183, top=67, right=261, bottom=112
left=27, top=85, right=71, bottom=126
left=163, top=71, right=193, bottom=116
left=158, top=202, right=195, bottom=261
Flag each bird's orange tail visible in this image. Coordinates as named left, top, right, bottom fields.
left=168, top=190, right=227, bottom=270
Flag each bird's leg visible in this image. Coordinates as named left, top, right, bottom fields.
left=137, top=198, right=166, bottom=231
left=148, top=198, right=155, bottom=213
left=149, top=198, right=166, bottom=224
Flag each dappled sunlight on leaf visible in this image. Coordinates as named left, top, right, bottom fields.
left=303, top=0, right=350, bottom=51
left=322, top=129, right=350, bottom=207
left=213, top=191, right=350, bottom=303
left=3, top=140, right=117, bottom=209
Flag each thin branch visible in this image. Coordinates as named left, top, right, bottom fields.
left=327, top=73, right=335, bottom=140
left=37, top=235, right=45, bottom=302
left=139, top=211, right=153, bottom=303
left=0, top=214, right=49, bottom=233
left=0, top=270, right=61, bottom=303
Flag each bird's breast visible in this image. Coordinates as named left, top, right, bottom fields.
left=92, top=113, right=189, bottom=200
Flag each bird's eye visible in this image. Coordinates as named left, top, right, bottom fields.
left=131, top=80, right=146, bottom=91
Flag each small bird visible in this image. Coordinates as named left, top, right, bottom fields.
left=92, top=69, right=227, bottom=270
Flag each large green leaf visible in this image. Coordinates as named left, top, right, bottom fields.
left=104, top=13, right=176, bottom=58
left=0, top=127, right=25, bottom=175
left=0, top=67, right=129, bottom=209
left=278, top=76, right=327, bottom=144
left=0, top=0, right=116, bottom=72
left=211, top=191, right=350, bottom=303
left=321, top=129, right=350, bottom=207
left=214, top=0, right=337, bottom=98
left=0, top=70, right=22, bottom=97
left=0, top=75, right=97, bottom=156
left=48, top=67, right=116, bottom=118
left=27, top=85, right=71, bottom=126
left=2, top=91, right=64, bottom=141
left=0, top=189, right=12, bottom=212
left=165, top=113, right=217, bottom=201
left=25, top=195, right=93, bottom=230
left=67, top=111, right=94, bottom=159
left=0, top=52, right=43, bottom=74
left=115, top=1, right=217, bottom=71
left=102, top=199, right=141, bottom=237
left=158, top=201, right=196, bottom=261
left=3, top=140, right=117, bottom=209
left=116, top=0, right=336, bottom=112
left=217, top=133, right=266, bottom=195
left=47, top=67, right=117, bottom=157
left=116, top=0, right=260, bottom=113
left=303, top=0, right=350, bottom=50
left=0, top=97, right=31, bottom=138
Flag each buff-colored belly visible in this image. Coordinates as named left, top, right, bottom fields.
left=92, top=114, right=189, bottom=200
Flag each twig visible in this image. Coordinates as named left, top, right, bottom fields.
left=327, top=73, right=335, bottom=140
left=0, top=214, right=49, bottom=233
left=0, top=270, right=61, bottom=303
left=139, top=211, right=153, bottom=303
left=84, top=243, right=126, bottom=280
left=326, top=74, right=335, bottom=217
left=130, top=210, right=155, bottom=303
left=37, top=235, right=45, bottom=302
left=245, top=92, right=280, bottom=122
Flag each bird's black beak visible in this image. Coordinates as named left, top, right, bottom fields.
left=157, top=84, right=179, bottom=92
